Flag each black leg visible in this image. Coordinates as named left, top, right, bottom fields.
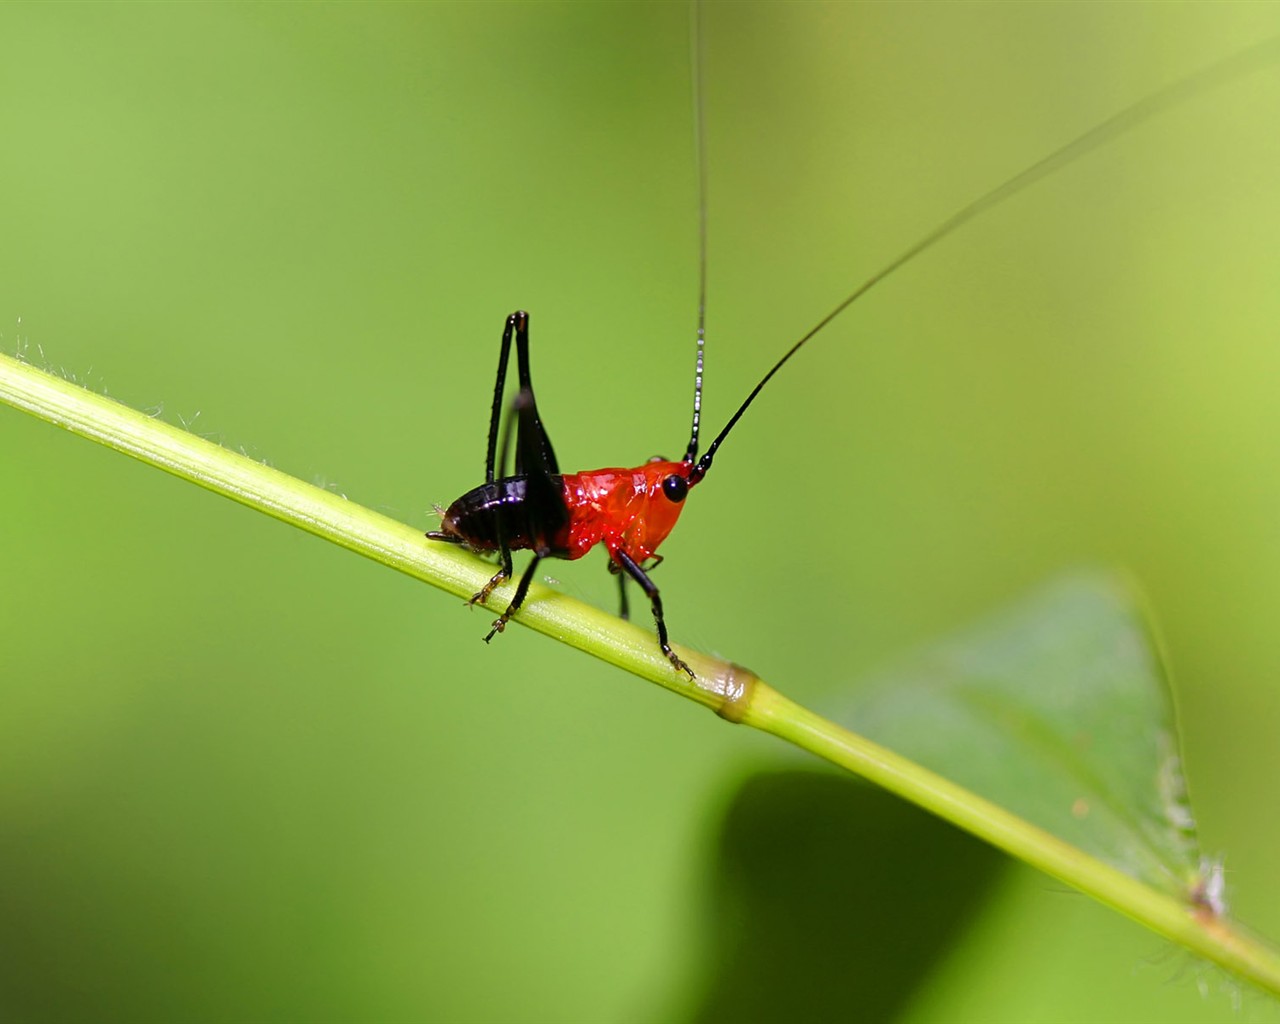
left=613, top=549, right=693, bottom=678
left=494, top=313, right=568, bottom=554
left=484, top=555, right=542, bottom=641
left=608, top=554, right=664, bottom=620
left=484, top=314, right=518, bottom=485
left=484, top=310, right=558, bottom=480
left=486, top=311, right=559, bottom=481
left=511, top=311, right=559, bottom=477
left=612, top=562, right=630, bottom=620
left=470, top=381, right=530, bottom=607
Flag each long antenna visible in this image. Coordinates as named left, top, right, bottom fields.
left=688, top=32, right=1280, bottom=486
left=684, top=0, right=709, bottom=463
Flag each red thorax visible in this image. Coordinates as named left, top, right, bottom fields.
left=556, top=459, right=694, bottom=563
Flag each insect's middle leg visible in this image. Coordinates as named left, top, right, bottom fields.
left=484, top=555, right=542, bottom=642
left=613, top=550, right=693, bottom=678
left=608, top=559, right=630, bottom=620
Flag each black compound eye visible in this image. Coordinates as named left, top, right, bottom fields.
left=662, top=474, right=688, bottom=503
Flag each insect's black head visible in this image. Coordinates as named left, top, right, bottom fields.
left=662, top=473, right=688, bottom=503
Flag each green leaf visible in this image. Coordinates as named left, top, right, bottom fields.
left=842, top=572, right=1207, bottom=903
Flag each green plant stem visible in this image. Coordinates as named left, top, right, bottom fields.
left=3, top=349, right=1279, bottom=996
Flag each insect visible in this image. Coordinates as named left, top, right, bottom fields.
left=427, top=11, right=1278, bottom=678
left=426, top=307, right=708, bottom=677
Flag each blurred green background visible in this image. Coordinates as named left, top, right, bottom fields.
left=3, top=2, right=1280, bottom=1021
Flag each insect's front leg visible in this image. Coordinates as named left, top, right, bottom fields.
left=613, top=549, right=693, bottom=678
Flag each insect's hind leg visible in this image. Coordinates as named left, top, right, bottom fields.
left=471, top=378, right=527, bottom=609
left=483, top=313, right=519, bottom=485
left=423, top=528, right=511, bottom=607
left=484, top=555, right=542, bottom=642
left=613, top=550, right=693, bottom=678
left=470, top=547, right=513, bottom=609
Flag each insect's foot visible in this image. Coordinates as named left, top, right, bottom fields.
left=483, top=618, right=508, bottom=643
left=666, top=649, right=695, bottom=679
left=468, top=568, right=510, bottom=609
